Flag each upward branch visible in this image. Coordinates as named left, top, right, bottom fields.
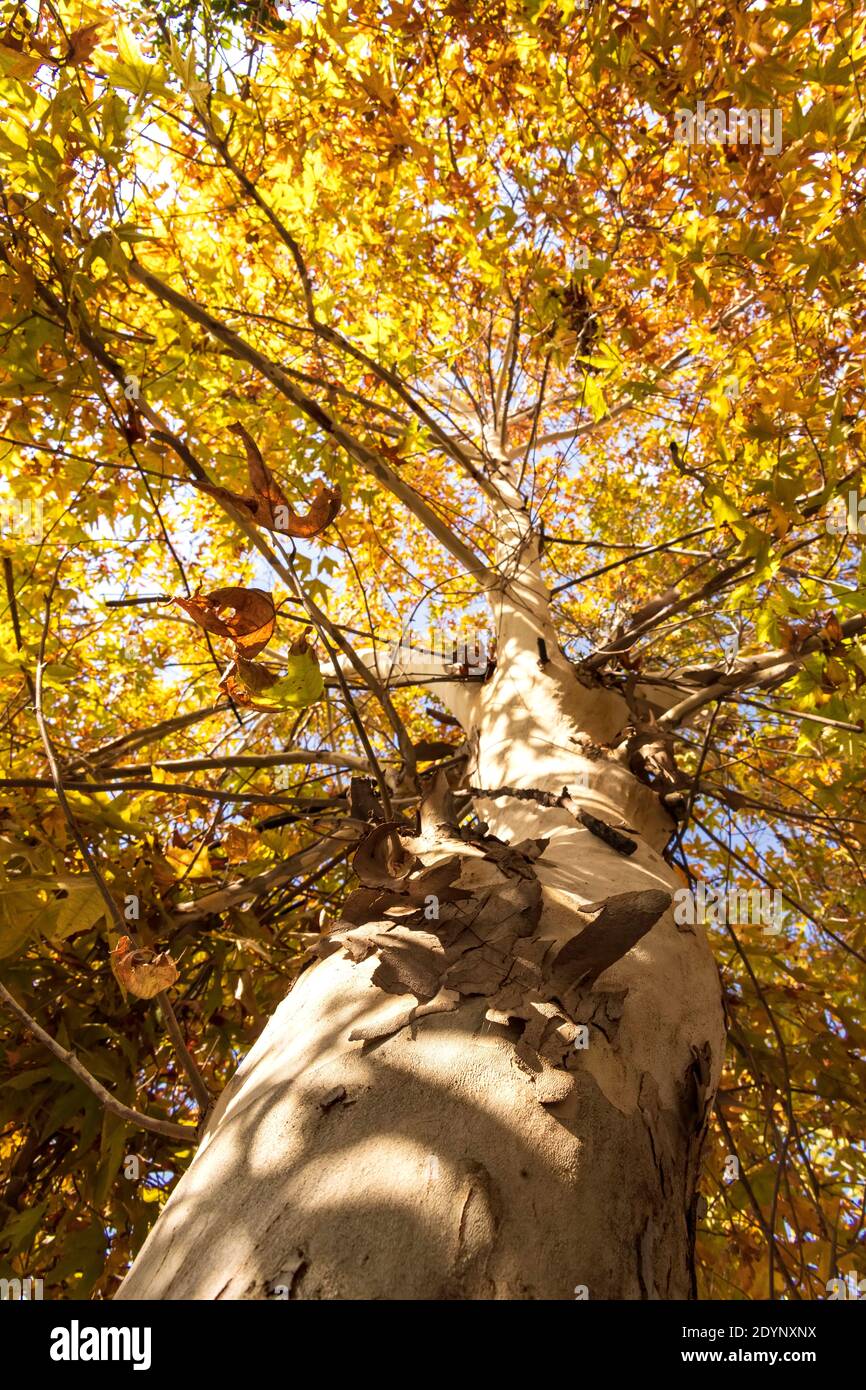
left=127, top=259, right=496, bottom=589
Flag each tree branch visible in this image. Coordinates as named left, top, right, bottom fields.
left=658, top=611, right=866, bottom=730
left=126, top=259, right=495, bottom=585
left=0, top=776, right=327, bottom=806
left=65, top=704, right=232, bottom=773
left=194, top=115, right=505, bottom=506
left=32, top=563, right=212, bottom=1116
left=505, top=294, right=760, bottom=462
left=104, top=750, right=375, bottom=776
left=0, top=981, right=194, bottom=1145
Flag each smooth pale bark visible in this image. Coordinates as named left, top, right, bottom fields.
left=118, top=478, right=725, bottom=1302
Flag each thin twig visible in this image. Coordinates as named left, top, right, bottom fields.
left=0, top=980, right=194, bottom=1144
left=715, top=1103, right=799, bottom=1299
left=737, top=695, right=863, bottom=734
left=0, top=776, right=324, bottom=807
left=32, top=559, right=212, bottom=1115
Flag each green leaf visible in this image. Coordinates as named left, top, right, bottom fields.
left=0, top=885, right=44, bottom=957
left=252, top=651, right=324, bottom=710
left=0, top=1199, right=49, bottom=1254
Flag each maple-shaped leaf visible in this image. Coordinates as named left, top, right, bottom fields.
left=111, top=936, right=178, bottom=999
left=49, top=876, right=106, bottom=941
left=174, top=586, right=276, bottom=657
left=196, top=422, right=341, bottom=537
left=0, top=40, right=44, bottom=78
left=65, top=23, right=103, bottom=67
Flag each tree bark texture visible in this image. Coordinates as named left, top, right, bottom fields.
left=118, top=487, right=726, bottom=1301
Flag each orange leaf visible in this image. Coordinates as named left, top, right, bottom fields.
left=276, top=479, right=343, bottom=538
left=122, top=402, right=147, bottom=445
left=111, top=936, right=178, bottom=999
left=821, top=611, right=843, bottom=647
left=195, top=422, right=341, bottom=538
left=174, top=587, right=276, bottom=657
left=65, top=23, right=103, bottom=66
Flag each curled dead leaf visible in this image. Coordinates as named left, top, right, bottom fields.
left=175, top=586, right=276, bottom=657
left=195, top=422, right=341, bottom=537
left=220, top=643, right=323, bottom=711
left=122, top=402, right=147, bottom=445
left=111, top=935, right=178, bottom=999
left=353, top=822, right=417, bottom=889
left=219, top=657, right=278, bottom=706
left=821, top=611, right=844, bottom=648
left=268, top=476, right=343, bottom=538
left=778, top=618, right=813, bottom=654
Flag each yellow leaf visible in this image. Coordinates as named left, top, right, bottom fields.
left=0, top=43, right=43, bottom=81
left=49, top=876, right=106, bottom=941
left=165, top=844, right=213, bottom=880
left=0, top=886, right=42, bottom=957
left=115, top=23, right=149, bottom=72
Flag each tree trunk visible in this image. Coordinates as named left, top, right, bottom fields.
left=118, top=492, right=725, bottom=1302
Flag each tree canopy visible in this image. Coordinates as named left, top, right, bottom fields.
left=1, top=0, right=865, bottom=1300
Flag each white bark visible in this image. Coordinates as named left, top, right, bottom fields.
left=118, top=473, right=725, bottom=1302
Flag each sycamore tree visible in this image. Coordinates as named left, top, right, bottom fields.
left=0, top=0, right=865, bottom=1302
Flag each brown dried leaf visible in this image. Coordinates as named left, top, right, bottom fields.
left=111, top=935, right=178, bottom=999
left=122, top=402, right=147, bottom=445
left=229, top=657, right=279, bottom=696
left=228, top=422, right=285, bottom=507
left=276, top=480, right=343, bottom=538
left=778, top=618, right=813, bottom=653
left=175, top=587, right=276, bottom=657
left=65, top=22, right=103, bottom=66
left=821, top=611, right=843, bottom=647
left=224, top=824, right=261, bottom=863
left=195, top=423, right=341, bottom=538
left=208, top=587, right=276, bottom=656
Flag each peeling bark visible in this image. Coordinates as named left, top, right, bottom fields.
left=118, top=478, right=725, bottom=1302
